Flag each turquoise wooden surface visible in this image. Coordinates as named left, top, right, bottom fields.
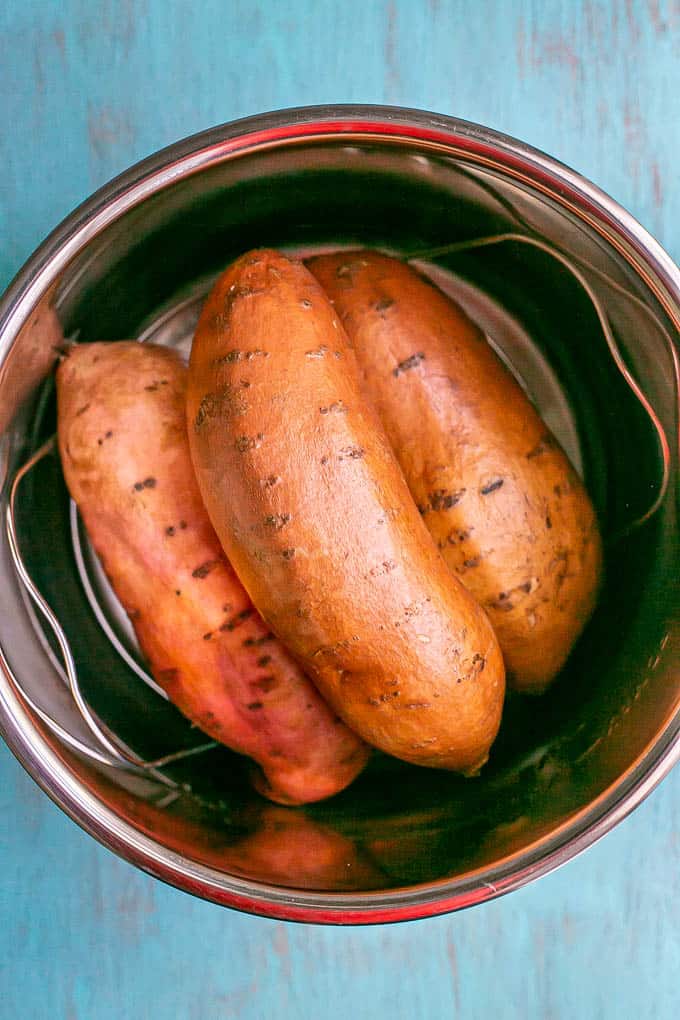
left=1, top=1, right=678, bottom=1017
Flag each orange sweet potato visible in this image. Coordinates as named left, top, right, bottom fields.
left=308, top=250, right=602, bottom=692
left=187, top=250, right=505, bottom=773
left=57, top=341, right=369, bottom=804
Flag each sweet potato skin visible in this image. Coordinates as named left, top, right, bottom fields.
left=187, top=250, right=505, bottom=773
left=57, top=341, right=369, bottom=804
left=308, top=251, right=602, bottom=692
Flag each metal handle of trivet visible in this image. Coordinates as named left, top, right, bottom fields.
left=4, top=436, right=217, bottom=788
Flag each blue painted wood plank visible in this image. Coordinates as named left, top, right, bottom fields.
left=1, top=1, right=679, bottom=1018
left=4, top=740, right=680, bottom=1020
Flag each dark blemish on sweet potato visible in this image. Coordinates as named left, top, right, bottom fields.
left=472, top=653, right=486, bottom=673
left=403, top=600, right=424, bottom=619
left=403, top=701, right=432, bottom=710
left=224, top=284, right=266, bottom=315
left=179, top=520, right=187, bottom=530
left=335, top=258, right=368, bottom=280
left=446, top=528, right=471, bottom=546
left=419, top=488, right=465, bottom=515
left=281, top=548, right=295, bottom=560
left=175, top=589, right=181, bottom=596
left=367, top=692, right=400, bottom=706
left=194, top=393, right=219, bottom=429
left=550, top=551, right=570, bottom=593
left=374, top=295, right=395, bottom=313
left=246, top=349, right=270, bottom=362
left=300, top=299, right=312, bottom=309
left=264, top=512, right=291, bottom=530
left=334, top=350, right=343, bottom=359
left=133, top=477, right=156, bottom=492
left=319, top=401, right=347, bottom=415
left=320, top=455, right=329, bottom=465
left=527, top=434, right=555, bottom=459
left=305, top=344, right=329, bottom=359
left=260, top=474, right=280, bottom=489
left=196, top=386, right=250, bottom=431
left=554, top=484, right=562, bottom=497
left=480, top=478, right=504, bottom=495
left=214, top=349, right=244, bottom=364
left=368, top=559, right=397, bottom=578
left=247, top=701, right=264, bottom=711
left=393, top=352, right=425, bottom=376
left=221, top=608, right=254, bottom=631
left=256, top=655, right=272, bottom=667
left=545, top=514, right=553, bottom=529
left=165, top=526, right=175, bottom=536
left=222, top=603, right=233, bottom=613
left=75, top=403, right=90, bottom=417
left=192, top=559, right=221, bottom=579
left=338, top=445, right=364, bottom=461
left=296, top=606, right=310, bottom=618
left=463, top=557, right=481, bottom=569
left=235, top=433, right=263, bottom=453
left=203, top=632, right=213, bottom=641
left=433, top=489, right=463, bottom=511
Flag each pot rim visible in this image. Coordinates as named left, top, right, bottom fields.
left=1, top=104, right=679, bottom=925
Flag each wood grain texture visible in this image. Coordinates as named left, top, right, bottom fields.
left=1, top=1, right=679, bottom=1017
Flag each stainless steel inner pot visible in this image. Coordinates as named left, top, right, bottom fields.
left=0, top=106, right=678, bottom=924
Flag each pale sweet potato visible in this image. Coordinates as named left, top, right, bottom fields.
left=57, top=341, right=369, bottom=804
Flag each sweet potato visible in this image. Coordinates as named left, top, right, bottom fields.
left=187, top=250, right=505, bottom=773
left=308, top=250, right=602, bottom=692
left=56, top=341, right=369, bottom=804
